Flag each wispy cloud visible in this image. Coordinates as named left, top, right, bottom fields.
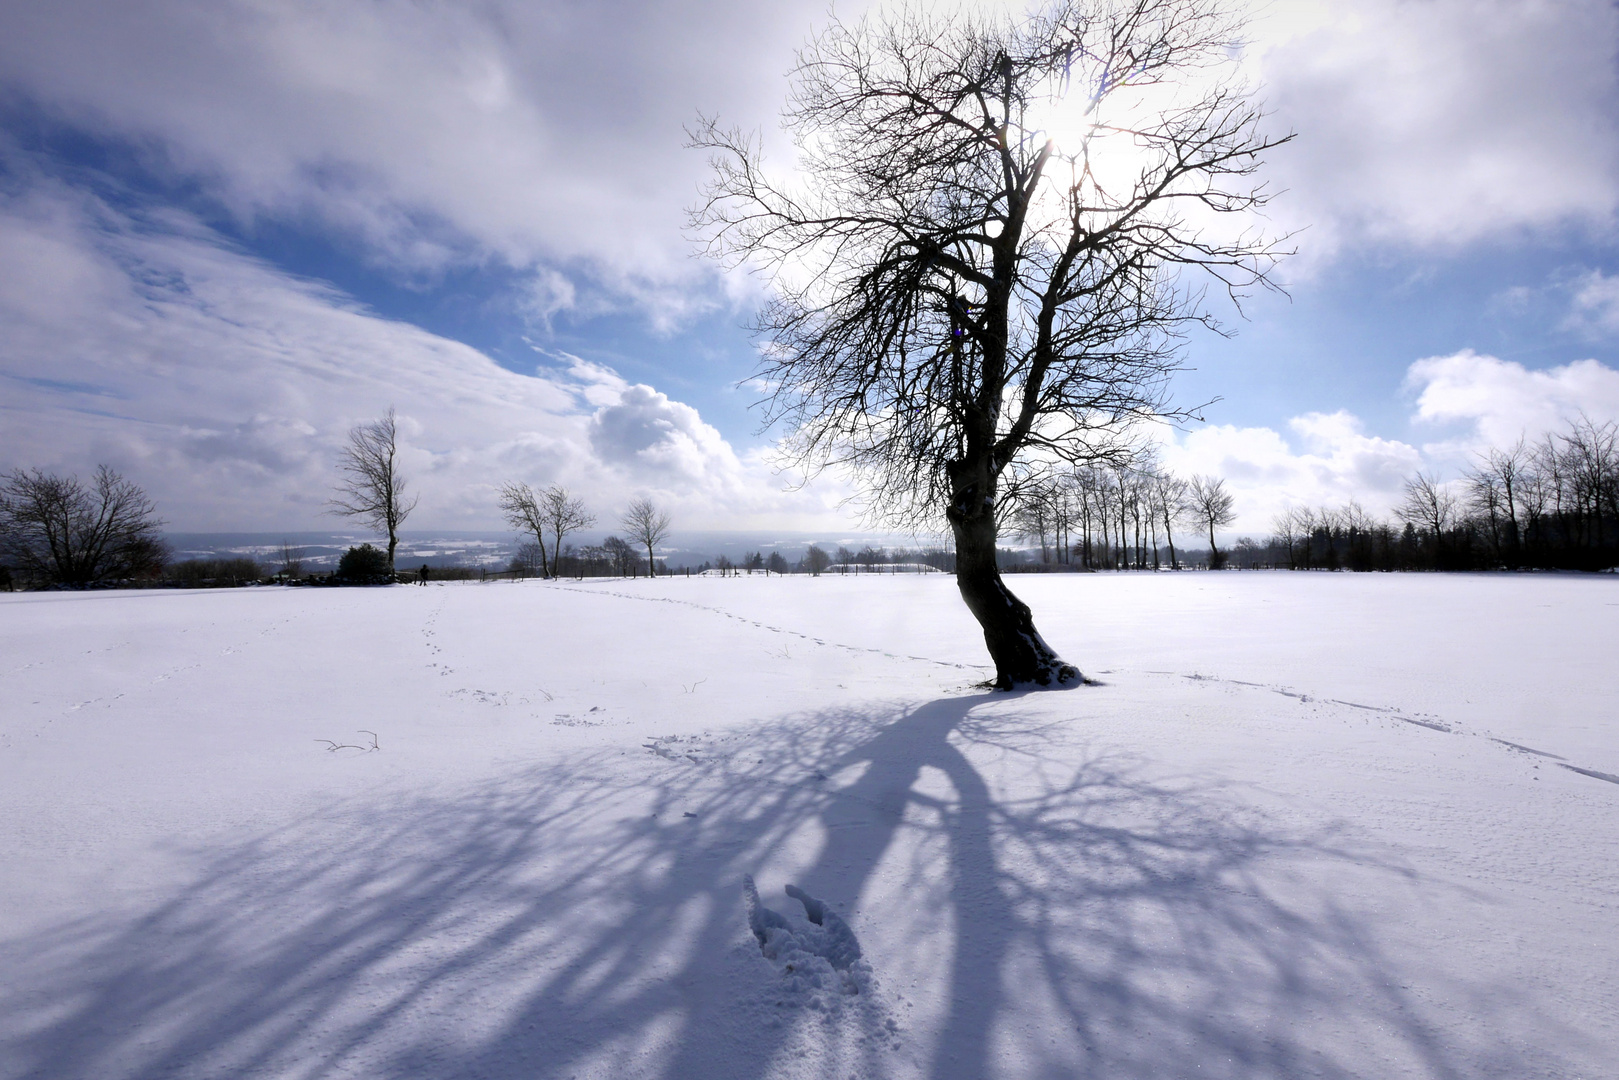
left=0, top=173, right=849, bottom=531
left=1562, top=269, right=1619, bottom=338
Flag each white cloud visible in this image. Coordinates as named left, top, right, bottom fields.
left=0, top=176, right=850, bottom=531
left=0, top=0, right=861, bottom=323
left=1158, top=410, right=1422, bottom=534
left=1251, top=0, right=1619, bottom=260
left=588, top=385, right=744, bottom=487
left=1562, top=269, right=1619, bottom=338
left=4, top=0, right=1609, bottom=317
left=1152, top=350, right=1619, bottom=538
left=1406, top=349, right=1619, bottom=452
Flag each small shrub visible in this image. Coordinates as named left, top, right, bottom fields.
left=336, top=544, right=392, bottom=584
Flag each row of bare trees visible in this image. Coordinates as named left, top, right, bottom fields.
left=1246, top=416, right=1618, bottom=572
left=326, top=407, right=679, bottom=580
left=498, top=482, right=673, bottom=578
left=1004, top=454, right=1237, bottom=570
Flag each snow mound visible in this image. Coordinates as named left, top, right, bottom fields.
left=743, top=875, right=870, bottom=1000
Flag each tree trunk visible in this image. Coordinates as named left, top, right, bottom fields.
left=947, top=462, right=1080, bottom=690
left=535, top=531, right=551, bottom=579
left=386, top=532, right=398, bottom=574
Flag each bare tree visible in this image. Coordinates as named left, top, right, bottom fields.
left=510, top=541, right=546, bottom=577
left=0, top=465, right=167, bottom=586
left=802, top=543, right=832, bottom=576
left=602, top=535, right=637, bottom=576
left=1395, top=472, right=1456, bottom=568
left=1187, top=474, right=1236, bottom=568
left=1270, top=507, right=1302, bottom=570
left=1011, top=481, right=1057, bottom=563
left=276, top=541, right=305, bottom=579
left=1151, top=470, right=1189, bottom=569
left=693, top=0, right=1289, bottom=687
left=540, top=486, right=594, bottom=577
left=329, top=407, right=416, bottom=573
left=621, top=497, right=673, bottom=577
left=498, top=481, right=551, bottom=579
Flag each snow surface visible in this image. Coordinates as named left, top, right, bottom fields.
left=1, top=572, right=1616, bottom=1079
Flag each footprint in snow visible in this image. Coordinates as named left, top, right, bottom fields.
left=744, top=875, right=868, bottom=997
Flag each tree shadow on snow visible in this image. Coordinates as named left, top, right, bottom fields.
left=0, top=694, right=1581, bottom=1080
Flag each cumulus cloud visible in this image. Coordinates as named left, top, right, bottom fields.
left=588, top=385, right=745, bottom=486
left=1156, top=349, right=1619, bottom=536
left=1406, top=349, right=1619, bottom=453
left=0, top=174, right=848, bottom=531
left=1157, top=410, right=1422, bottom=533
left=1251, top=0, right=1619, bottom=259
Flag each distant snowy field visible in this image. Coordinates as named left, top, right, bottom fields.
left=2, top=573, right=1615, bottom=1080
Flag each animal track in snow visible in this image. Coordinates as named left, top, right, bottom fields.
left=1172, top=669, right=1619, bottom=789
left=546, top=582, right=990, bottom=674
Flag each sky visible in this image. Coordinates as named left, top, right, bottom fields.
left=2, top=0, right=1619, bottom=538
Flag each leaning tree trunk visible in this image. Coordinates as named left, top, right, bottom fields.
left=947, top=460, right=1081, bottom=690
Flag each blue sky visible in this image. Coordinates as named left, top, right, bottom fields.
left=2, top=0, right=1618, bottom=535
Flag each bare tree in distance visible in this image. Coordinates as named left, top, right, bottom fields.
left=329, top=407, right=417, bottom=573
left=540, top=487, right=594, bottom=578
left=0, top=465, right=168, bottom=586
left=498, top=482, right=551, bottom=579
left=277, top=541, right=305, bottom=579
left=1151, top=469, right=1190, bottom=569
left=802, top=544, right=832, bottom=576
left=621, top=497, right=672, bottom=578
left=1396, top=471, right=1457, bottom=569
left=603, top=535, right=637, bottom=576
left=692, top=0, right=1290, bottom=687
left=1188, top=474, right=1236, bottom=568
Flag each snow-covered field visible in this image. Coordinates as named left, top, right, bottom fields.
left=2, top=572, right=1616, bottom=1080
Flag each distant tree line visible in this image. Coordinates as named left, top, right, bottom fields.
left=6, top=415, right=1607, bottom=589
left=1230, top=417, right=1619, bottom=572
left=997, top=451, right=1235, bottom=570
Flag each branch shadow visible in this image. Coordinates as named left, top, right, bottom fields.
left=0, top=695, right=1586, bottom=1079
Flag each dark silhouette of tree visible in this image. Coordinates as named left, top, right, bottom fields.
left=802, top=544, right=832, bottom=576
left=330, top=407, right=416, bottom=572
left=602, top=536, right=636, bottom=576
left=539, top=487, right=594, bottom=578
left=498, top=482, right=551, bottom=579
left=620, top=497, right=672, bottom=577
left=510, top=542, right=545, bottom=577
left=336, top=543, right=391, bottom=584
left=0, top=465, right=167, bottom=586
left=1395, top=472, right=1455, bottom=570
left=693, top=0, right=1289, bottom=686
